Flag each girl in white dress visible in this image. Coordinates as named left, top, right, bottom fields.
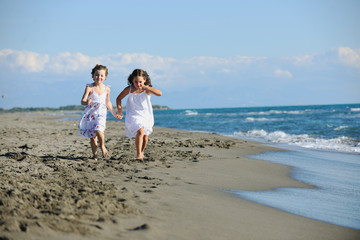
left=78, top=64, right=120, bottom=161
left=116, top=69, right=162, bottom=160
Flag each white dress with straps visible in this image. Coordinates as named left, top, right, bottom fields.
left=78, top=84, right=108, bottom=138
left=125, top=86, right=154, bottom=138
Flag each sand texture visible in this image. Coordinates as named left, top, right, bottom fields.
left=0, top=113, right=359, bottom=240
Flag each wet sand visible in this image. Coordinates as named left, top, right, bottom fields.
left=0, top=113, right=359, bottom=240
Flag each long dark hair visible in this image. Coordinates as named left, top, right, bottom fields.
left=127, top=69, right=152, bottom=87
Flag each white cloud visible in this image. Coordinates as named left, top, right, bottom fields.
left=337, top=47, right=360, bottom=70
left=98, top=53, right=177, bottom=79
left=1, top=47, right=359, bottom=109
left=109, top=53, right=174, bottom=67
left=288, top=54, right=314, bottom=66
left=48, top=52, right=95, bottom=74
left=182, top=56, right=265, bottom=67
left=0, top=49, right=275, bottom=80
left=274, top=68, right=293, bottom=78
left=1, top=47, right=359, bottom=86
left=221, top=68, right=233, bottom=74
left=233, top=56, right=267, bottom=64
left=0, top=49, right=49, bottom=72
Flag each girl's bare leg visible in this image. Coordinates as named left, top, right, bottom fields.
left=90, top=136, right=98, bottom=161
left=135, top=128, right=145, bottom=160
left=141, top=135, right=148, bottom=157
left=96, top=130, right=108, bottom=158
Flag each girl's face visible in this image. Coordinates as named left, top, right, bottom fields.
left=132, top=76, right=146, bottom=90
left=93, top=69, right=107, bottom=84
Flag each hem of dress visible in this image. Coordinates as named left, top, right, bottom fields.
left=125, top=127, right=153, bottom=138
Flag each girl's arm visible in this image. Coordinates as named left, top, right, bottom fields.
left=105, top=87, right=120, bottom=119
left=116, top=86, right=130, bottom=119
left=143, top=86, right=162, bottom=96
left=81, top=85, right=92, bottom=105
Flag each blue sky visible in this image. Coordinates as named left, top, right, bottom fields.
left=0, top=0, right=359, bottom=109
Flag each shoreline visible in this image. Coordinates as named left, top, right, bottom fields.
left=0, top=113, right=359, bottom=239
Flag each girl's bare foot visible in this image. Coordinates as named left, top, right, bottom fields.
left=136, top=152, right=144, bottom=161
left=101, top=146, right=108, bottom=158
left=93, top=154, right=98, bottom=162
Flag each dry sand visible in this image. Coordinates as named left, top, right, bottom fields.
left=0, top=113, right=359, bottom=240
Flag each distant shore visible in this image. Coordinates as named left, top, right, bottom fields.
left=0, top=104, right=170, bottom=113
left=0, top=112, right=358, bottom=240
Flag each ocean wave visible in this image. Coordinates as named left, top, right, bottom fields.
left=245, top=117, right=288, bottom=122
left=334, top=126, right=349, bottom=131
left=184, top=110, right=198, bottom=116
left=350, top=108, right=360, bottom=112
left=233, top=130, right=360, bottom=153
left=245, top=110, right=305, bottom=116
left=189, top=110, right=306, bottom=117
left=182, top=109, right=318, bottom=117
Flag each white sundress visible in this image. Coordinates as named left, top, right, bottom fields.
left=125, top=86, right=154, bottom=138
left=78, top=84, right=108, bottom=138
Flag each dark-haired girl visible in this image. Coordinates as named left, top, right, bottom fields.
left=116, top=69, right=162, bottom=160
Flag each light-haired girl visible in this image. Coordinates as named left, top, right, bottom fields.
left=78, top=64, right=120, bottom=161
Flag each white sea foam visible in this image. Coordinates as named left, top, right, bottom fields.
left=233, top=130, right=360, bottom=153
left=244, top=110, right=305, bottom=116
left=245, top=117, right=287, bottom=122
left=334, top=126, right=349, bottom=131
left=188, top=109, right=307, bottom=117
left=185, top=110, right=198, bottom=116
left=351, top=108, right=360, bottom=112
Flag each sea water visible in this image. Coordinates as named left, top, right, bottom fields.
left=147, top=104, right=360, bottom=154
left=106, top=103, right=360, bottom=229
left=233, top=148, right=360, bottom=230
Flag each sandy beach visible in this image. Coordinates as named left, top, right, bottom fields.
left=0, top=113, right=359, bottom=240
